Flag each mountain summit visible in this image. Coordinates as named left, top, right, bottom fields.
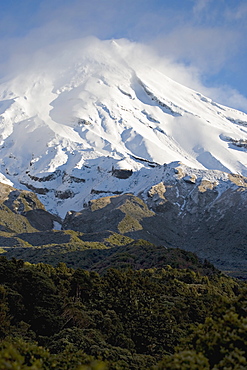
left=0, top=38, right=247, bottom=216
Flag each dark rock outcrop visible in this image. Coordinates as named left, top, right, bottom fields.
left=62, top=173, right=247, bottom=275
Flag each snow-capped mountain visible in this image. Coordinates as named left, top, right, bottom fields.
left=0, top=38, right=247, bottom=216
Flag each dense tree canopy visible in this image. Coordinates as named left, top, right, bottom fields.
left=0, top=255, right=246, bottom=369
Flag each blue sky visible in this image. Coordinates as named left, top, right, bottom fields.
left=0, top=0, right=247, bottom=112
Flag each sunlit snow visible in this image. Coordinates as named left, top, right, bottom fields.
left=0, top=38, right=246, bottom=216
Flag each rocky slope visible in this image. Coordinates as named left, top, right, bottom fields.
left=0, top=170, right=246, bottom=277
left=0, top=182, right=58, bottom=234
left=62, top=162, right=247, bottom=275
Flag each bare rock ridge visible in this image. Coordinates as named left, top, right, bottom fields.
left=0, top=182, right=60, bottom=233
left=0, top=161, right=247, bottom=277
left=62, top=163, right=247, bottom=275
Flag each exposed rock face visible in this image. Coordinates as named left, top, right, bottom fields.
left=55, top=190, right=74, bottom=200
left=0, top=182, right=60, bottom=232
left=1, top=162, right=247, bottom=276
left=112, top=168, right=133, bottom=179
left=63, top=169, right=247, bottom=275
left=63, top=193, right=154, bottom=235
left=144, top=175, right=247, bottom=273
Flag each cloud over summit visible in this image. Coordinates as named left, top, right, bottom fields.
left=0, top=0, right=246, bottom=111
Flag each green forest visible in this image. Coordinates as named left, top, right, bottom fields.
left=0, top=250, right=247, bottom=369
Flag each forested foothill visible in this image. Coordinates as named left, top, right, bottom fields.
left=0, top=252, right=246, bottom=369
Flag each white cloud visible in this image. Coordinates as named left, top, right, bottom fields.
left=192, top=0, right=213, bottom=16
left=0, top=0, right=246, bottom=114
left=224, top=2, right=247, bottom=21
left=123, top=40, right=247, bottom=112
left=151, top=25, right=240, bottom=74
left=206, top=86, right=247, bottom=111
